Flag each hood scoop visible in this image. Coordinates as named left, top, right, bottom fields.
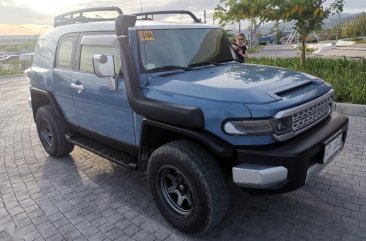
left=267, top=81, right=320, bottom=100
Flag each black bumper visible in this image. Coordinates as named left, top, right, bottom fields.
left=236, top=112, right=349, bottom=195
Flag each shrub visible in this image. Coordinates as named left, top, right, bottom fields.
left=0, top=60, right=32, bottom=76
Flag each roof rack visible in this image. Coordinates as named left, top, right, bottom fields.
left=54, top=7, right=123, bottom=27
left=132, top=10, right=201, bottom=23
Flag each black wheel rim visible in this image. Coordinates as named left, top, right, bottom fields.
left=39, top=119, right=54, bottom=147
left=158, top=165, right=194, bottom=217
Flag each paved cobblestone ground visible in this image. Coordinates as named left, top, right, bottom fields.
left=1, top=76, right=366, bottom=241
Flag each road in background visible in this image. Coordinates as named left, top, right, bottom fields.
left=249, top=44, right=366, bottom=59
left=249, top=45, right=298, bottom=58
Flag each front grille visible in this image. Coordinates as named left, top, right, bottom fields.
left=292, top=97, right=332, bottom=131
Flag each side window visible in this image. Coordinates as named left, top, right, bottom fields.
left=80, top=45, right=121, bottom=73
left=56, top=36, right=76, bottom=69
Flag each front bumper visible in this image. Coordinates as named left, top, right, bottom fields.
left=232, top=112, right=349, bottom=194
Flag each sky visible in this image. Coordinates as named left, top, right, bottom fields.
left=0, top=0, right=365, bottom=35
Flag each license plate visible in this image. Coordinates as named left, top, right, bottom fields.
left=323, top=132, right=343, bottom=163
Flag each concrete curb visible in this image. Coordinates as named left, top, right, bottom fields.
left=335, top=47, right=366, bottom=51
left=335, top=102, right=366, bottom=117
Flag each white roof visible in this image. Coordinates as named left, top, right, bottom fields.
left=41, top=20, right=219, bottom=40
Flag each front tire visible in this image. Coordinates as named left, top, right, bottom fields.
left=35, top=105, right=74, bottom=157
left=147, top=140, right=229, bottom=234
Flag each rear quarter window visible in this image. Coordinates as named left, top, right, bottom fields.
left=56, top=36, right=76, bottom=69
left=38, top=39, right=57, bottom=69
left=32, top=40, right=44, bottom=67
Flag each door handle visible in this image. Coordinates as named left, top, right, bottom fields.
left=71, top=82, right=84, bottom=93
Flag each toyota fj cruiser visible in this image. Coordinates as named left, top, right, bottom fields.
left=26, top=7, right=349, bottom=234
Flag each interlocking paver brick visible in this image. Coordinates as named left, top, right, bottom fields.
left=86, top=211, right=103, bottom=222
left=18, top=223, right=37, bottom=236
left=81, top=225, right=99, bottom=238
left=341, top=233, right=362, bottom=241
left=114, top=219, right=132, bottom=231
left=99, top=221, right=117, bottom=233
left=88, top=231, right=109, bottom=241
left=58, top=223, right=77, bottom=236
left=24, top=230, right=43, bottom=241
left=124, top=210, right=139, bottom=220
left=52, top=217, right=70, bottom=229
left=62, top=229, right=83, bottom=240
left=124, top=224, right=140, bottom=237
left=107, top=213, right=125, bottom=224
left=92, top=217, right=109, bottom=227
left=132, top=230, right=156, bottom=241
left=105, top=227, right=125, bottom=240
left=75, top=219, right=93, bottom=231
left=113, top=234, right=133, bottom=241
left=140, top=221, right=161, bottom=233
left=28, top=210, right=44, bottom=220
left=15, top=217, right=33, bottom=229
left=131, top=215, right=147, bottom=226
left=37, top=221, right=55, bottom=233
left=46, top=233, right=64, bottom=241
left=164, top=234, right=186, bottom=241
left=154, top=228, right=171, bottom=240
left=32, top=215, right=49, bottom=226
left=39, top=227, right=58, bottom=239
left=0, top=216, right=14, bottom=227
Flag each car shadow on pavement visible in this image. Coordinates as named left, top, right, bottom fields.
left=34, top=149, right=365, bottom=241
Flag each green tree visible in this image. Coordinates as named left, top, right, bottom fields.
left=335, top=13, right=366, bottom=39
left=356, top=13, right=366, bottom=37
left=215, top=1, right=267, bottom=48
left=215, top=0, right=344, bottom=66
left=222, top=28, right=235, bottom=43
left=271, top=21, right=284, bottom=44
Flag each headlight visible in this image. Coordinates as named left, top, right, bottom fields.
left=223, top=117, right=292, bottom=135
left=223, top=120, right=273, bottom=135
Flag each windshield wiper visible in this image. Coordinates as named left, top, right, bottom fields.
left=188, top=61, right=221, bottom=67
left=148, top=65, right=190, bottom=72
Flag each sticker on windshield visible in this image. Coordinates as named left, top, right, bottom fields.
left=138, top=31, right=154, bottom=41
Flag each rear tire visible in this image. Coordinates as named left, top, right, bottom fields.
left=147, top=140, right=229, bottom=234
left=35, top=105, right=74, bottom=157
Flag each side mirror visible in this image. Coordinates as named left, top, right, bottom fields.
left=93, top=54, right=115, bottom=78
left=93, top=54, right=118, bottom=90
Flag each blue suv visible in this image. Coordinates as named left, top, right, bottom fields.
left=27, top=7, right=349, bottom=234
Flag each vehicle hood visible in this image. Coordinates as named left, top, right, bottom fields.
left=147, top=63, right=327, bottom=104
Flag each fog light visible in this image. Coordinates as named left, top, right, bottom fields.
left=271, top=117, right=292, bottom=134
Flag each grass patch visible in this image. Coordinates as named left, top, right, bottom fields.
left=247, top=57, right=366, bottom=104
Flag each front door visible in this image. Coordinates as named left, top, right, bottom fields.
left=71, top=40, right=135, bottom=145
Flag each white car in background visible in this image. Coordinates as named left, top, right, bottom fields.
left=19, top=53, right=34, bottom=61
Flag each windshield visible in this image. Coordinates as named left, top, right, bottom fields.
left=138, top=28, right=236, bottom=72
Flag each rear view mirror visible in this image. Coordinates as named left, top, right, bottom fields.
left=93, top=54, right=115, bottom=78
